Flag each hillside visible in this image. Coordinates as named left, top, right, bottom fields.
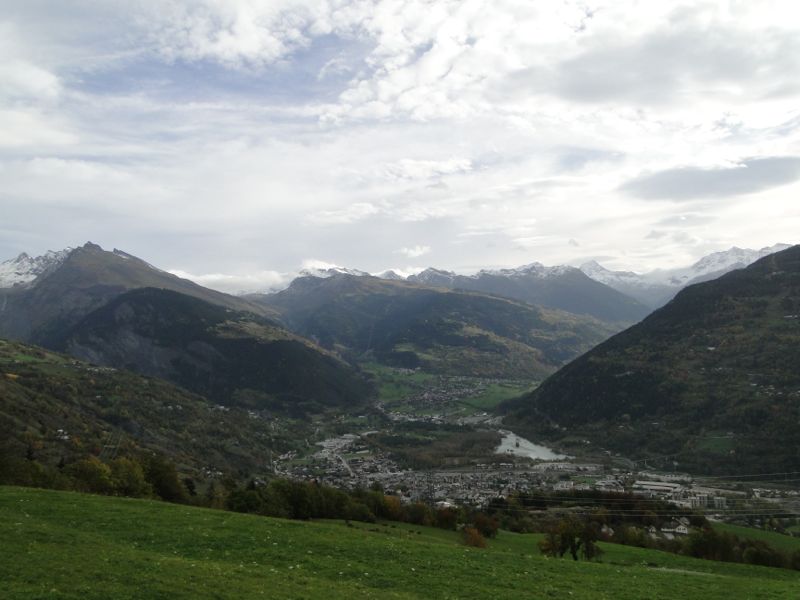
left=0, top=339, right=297, bottom=475
left=57, top=287, right=372, bottom=413
left=503, top=245, right=800, bottom=474
left=2, top=487, right=798, bottom=599
left=253, top=275, right=615, bottom=379
left=0, top=242, right=273, bottom=345
left=408, top=264, right=650, bottom=323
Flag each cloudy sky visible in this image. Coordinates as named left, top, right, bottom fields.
left=1, top=0, right=799, bottom=292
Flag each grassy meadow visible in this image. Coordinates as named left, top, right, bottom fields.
left=2, top=486, right=799, bottom=599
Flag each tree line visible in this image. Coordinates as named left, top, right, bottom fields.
left=486, top=490, right=800, bottom=570
left=0, top=447, right=499, bottom=547
left=3, top=447, right=799, bottom=568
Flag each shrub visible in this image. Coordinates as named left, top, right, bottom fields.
left=109, top=457, right=151, bottom=498
left=462, top=527, right=487, bottom=548
left=65, top=457, right=114, bottom=495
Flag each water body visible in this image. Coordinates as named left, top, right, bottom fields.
left=495, top=429, right=569, bottom=460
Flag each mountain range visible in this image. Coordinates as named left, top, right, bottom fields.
left=250, top=274, right=616, bottom=378
left=1, top=239, right=797, bottom=478
left=0, top=242, right=272, bottom=345
left=0, top=243, right=371, bottom=414
left=405, top=263, right=650, bottom=323
left=0, top=241, right=625, bottom=409
left=503, top=244, right=800, bottom=474
left=243, top=244, right=792, bottom=319
left=579, top=244, right=792, bottom=308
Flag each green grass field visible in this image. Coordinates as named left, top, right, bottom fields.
left=713, top=522, right=800, bottom=553
left=1, top=487, right=799, bottom=599
left=456, top=381, right=536, bottom=412
left=362, top=362, right=534, bottom=416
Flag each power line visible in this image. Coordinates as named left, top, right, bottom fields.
left=698, top=471, right=800, bottom=480
left=480, top=506, right=799, bottom=518
left=494, top=491, right=800, bottom=503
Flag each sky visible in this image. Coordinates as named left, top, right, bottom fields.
left=1, top=0, right=799, bottom=293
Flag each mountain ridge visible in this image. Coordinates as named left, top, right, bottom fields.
left=405, top=263, right=650, bottom=324
left=579, top=243, right=792, bottom=307
left=0, top=242, right=274, bottom=345
left=251, top=273, right=616, bottom=379
left=57, top=287, right=373, bottom=414
left=503, top=244, right=800, bottom=474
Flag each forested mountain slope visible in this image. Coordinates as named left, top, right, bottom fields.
left=254, top=274, right=616, bottom=378
left=58, top=287, right=372, bottom=414
left=504, top=245, right=800, bottom=474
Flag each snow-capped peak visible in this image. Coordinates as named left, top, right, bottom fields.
left=579, top=243, right=793, bottom=307
left=298, top=266, right=370, bottom=279
left=688, top=244, right=791, bottom=277
left=481, top=262, right=575, bottom=279
left=579, top=261, right=643, bottom=286
left=407, top=267, right=457, bottom=285
left=0, top=248, right=72, bottom=288
left=375, top=270, right=405, bottom=280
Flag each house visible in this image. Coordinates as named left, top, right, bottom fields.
left=632, top=480, right=684, bottom=497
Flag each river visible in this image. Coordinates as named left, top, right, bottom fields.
left=495, top=429, right=569, bottom=460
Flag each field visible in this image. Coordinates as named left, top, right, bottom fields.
left=2, top=487, right=799, bottom=599
left=363, top=362, right=535, bottom=416
left=714, top=522, right=800, bottom=553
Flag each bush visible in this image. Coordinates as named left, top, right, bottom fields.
left=462, top=527, right=487, bottom=548
left=65, top=457, right=114, bottom=495
left=109, top=457, right=151, bottom=498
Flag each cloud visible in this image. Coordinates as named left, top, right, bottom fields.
left=381, top=158, right=472, bottom=181
left=552, top=22, right=800, bottom=106
left=310, top=202, right=381, bottom=224
left=621, top=157, right=800, bottom=201
left=397, top=245, right=430, bottom=258
left=0, top=110, right=76, bottom=148
left=317, top=56, right=351, bottom=80
left=300, top=258, right=345, bottom=271
left=168, top=269, right=289, bottom=294
left=655, top=214, right=715, bottom=227
left=0, top=60, right=61, bottom=102
left=1, top=0, right=799, bottom=277
left=140, top=1, right=328, bottom=69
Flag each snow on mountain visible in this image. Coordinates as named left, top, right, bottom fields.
left=679, top=244, right=792, bottom=284
left=375, top=270, right=405, bottom=280
left=633, top=243, right=791, bottom=287
left=481, top=262, right=576, bottom=279
left=579, top=260, right=658, bottom=290
left=580, top=243, right=792, bottom=307
left=298, top=266, right=370, bottom=279
left=0, top=248, right=72, bottom=288
left=406, top=267, right=456, bottom=285
left=408, top=263, right=578, bottom=285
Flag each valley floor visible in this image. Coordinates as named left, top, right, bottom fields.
left=1, top=486, right=798, bottom=599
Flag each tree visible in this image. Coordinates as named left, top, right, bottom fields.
left=65, top=456, right=114, bottom=495
left=110, top=457, right=151, bottom=498
left=406, top=502, right=433, bottom=526
left=472, top=513, right=499, bottom=538
left=538, top=516, right=602, bottom=561
left=143, top=454, right=188, bottom=503
left=435, top=507, right=459, bottom=531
